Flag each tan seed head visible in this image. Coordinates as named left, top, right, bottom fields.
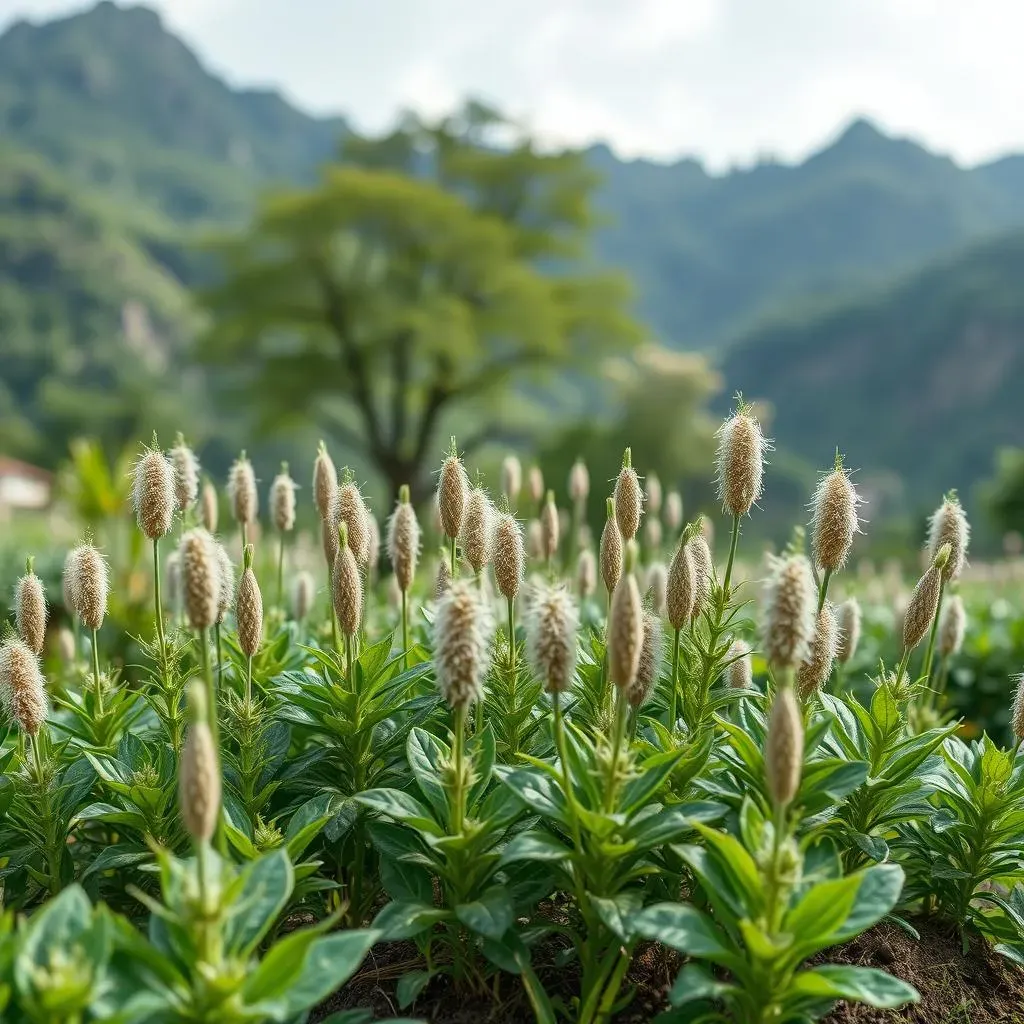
left=0, top=638, right=48, bottom=735
left=644, top=517, right=662, bottom=553
left=600, top=498, right=623, bottom=595
left=527, top=518, right=544, bottom=560
left=647, top=562, right=668, bottom=618
left=200, top=480, right=218, bottom=533
left=387, top=485, right=421, bottom=593
left=903, top=557, right=946, bottom=653
left=927, top=495, right=970, bottom=583
left=435, top=551, right=452, bottom=599
left=764, top=554, right=816, bottom=671
left=541, top=491, right=560, bottom=561
left=609, top=546, right=643, bottom=692
left=434, top=578, right=494, bottom=711
left=939, top=595, right=966, bottom=657
left=664, top=491, right=683, bottom=532
left=716, top=408, right=767, bottom=518
left=725, top=641, right=753, bottom=689
left=133, top=447, right=175, bottom=540
left=666, top=539, right=695, bottom=631
left=332, top=523, right=363, bottom=638
left=493, top=511, right=525, bottom=601
left=179, top=683, right=221, bottom=844
left=321, top=514, right=339, bottom=573
left=336, top=477, right=371, bottom=565
left=367, top=514, right=381, bottom=572
left=313, top=442, right=338, bottom=521
left=628, top=609, right=663, bottom=708
left=169, top=436, right=200, bottom=514
left=645, top=473, right=663, bottom=516
left=165, top=551, right=182, bottom=615
left=797, top=603, right=839, bottom=698
left=15, top=564, right=47, bottom=655
left=292, top=570, right=315, bottom=622
left=57, top=627, right=75, bottom=664
left=765, top=685, right=803, bottom=808
left=461, top=488, right=494, bottom=574
left=688, top=531, right=714, bottom=623
left=180, top=529, right=220, bottom=630
left=527, top=466, right=544, bottom=505
left=526, top=582, right=579, bottom=694
left=576, top=548, right=596, bottom=599
left=835, top=598, right=862, bottom=664
left=569, top=460, right=590, bottom=504
left=215, top=543, right=235, bottom=625
left=438, top=445, right=469, bottom=540
left=66, top=544, right=109, bottom=632
left=270, top=464, right=297, bottom=533
left=227, top=453, right=258, bottom=526
left=501, top=455, right=522, bottom=505
left=614, top=449, right=643, bottom=540
left=236, top=546, right=263, bottom=657
left=811, top=462, right=861, bottom=574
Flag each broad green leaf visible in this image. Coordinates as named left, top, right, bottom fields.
left=372, top=900, right=449, bottom=940
left=499, top=831, right=572, bottom=865
left=286, top=793, right=343, bottom=859
left=498, top=768, right=570, bottom=826
left=406, top=728, right=450, bottom=823
left=789, top=966, right=919, bottom=1008
left=82, top=845, right=152, bottom=879
left=455, top=887, right=513, bottom=940
left=355, top=788, right=443, bottom=835
left=633, top=904, right=736, bottom=962
left=225, top=849, right=294, bottom=957
left=396, top=969, right=434, bottom=1008
left=668, top=963, right=736, bottom=1007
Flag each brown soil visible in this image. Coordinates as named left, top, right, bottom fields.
left=314, top=918, right=1024, bottom=1023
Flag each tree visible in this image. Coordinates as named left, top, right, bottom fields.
left=198, top=104, right=641, bottom=502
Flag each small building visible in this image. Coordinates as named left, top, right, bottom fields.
left=0, top=457, right=53, bottom=511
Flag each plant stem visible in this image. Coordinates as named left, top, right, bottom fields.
left=215, top=623, right=223, bottom=692
left=817, top=567, right=833, bottom=613
left=721, top=514, right=740, bottom=599
left=30, top=733, right=58, bottom=896
left=199, top=627, right=219, bottom=750
left=245, top=654, right=253, bottom=704
left=277, top=532, right=286, bottom=610
left=240, top=521, right=248, bottom=559
left=553, top=692, right=583, bottom=853
left=153, top=536, right=167, bottom=679
left=452, top=705, right=467, bottom=834
left=400, top=588, right=410, bottom=671
left=669, top=627, right=680, bottom=729
left=895, top=647, right=912, bottom=685
left=506, top=596, right=516, bottom=673
left=91, top=629, right=103, bottom=717
left=603, top=690, right=628, bottom=814
left=345, top=633, right=354, bottom=684
left=449, top=535, right=458, bottom=580
left=922, top=580, right=946, bottom=686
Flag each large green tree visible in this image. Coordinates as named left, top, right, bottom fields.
left=199, top=104, right=641, bottom=501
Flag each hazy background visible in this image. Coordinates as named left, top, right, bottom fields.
left=3, top=0, right=1024, bottom=553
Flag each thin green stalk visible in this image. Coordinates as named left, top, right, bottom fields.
left=452, top=705, right=467, bottom=834
left=244, top=655, right=253, bottom=704
left=71, top=614, right=81, bottom=661
left=30, top=733, right=58, bottom=897
left=449, top=535, right=458, bottom=581
left=895, top=646, right=912, bottom=686
left=922, top=580, right=946, bottom=685
left=553, top=692, right=583, bottom=853
left=721, top=514, right=741, bottom=599
left=153, top=536, right=167, bottom=677
left=817, top=567, right=833, bottom=613
left=603, top=691, right=628, bottom=814
left=401, top=588, right=410, bottom=671
left=196, top=840, right=215, bottom=965
left=506, top=596, right=516, bottom=673
left=277, top=533, right=286, bottom=610
left=215, top=623, right=223, bottom=692
left=91, top=629, right=103, bottom=717
left=198, top=627, right=219, bottom=750
left=240, top=521, right=248, bottom=559
left=345, top=633, right=354, bottom=684
left=669, top=627, right=680, bottom=729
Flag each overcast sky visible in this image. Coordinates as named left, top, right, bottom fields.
left=2, top=0, right=1022, bottom=170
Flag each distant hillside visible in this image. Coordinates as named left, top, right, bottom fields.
left=720, top=231, right=1024, bottom=504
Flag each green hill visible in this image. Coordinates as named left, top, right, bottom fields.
left=719, top=230, right=1024, bottom=506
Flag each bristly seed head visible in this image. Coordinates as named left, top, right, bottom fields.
left=526, top=518, right=544, bottom=561
left=765, top=684, right=803, bottom=808
left=569, top=459, right=590, bottom=504
left=501, top=455, right=522, bottom=504
left=664, top=490, right=683, bottom=532
left=903, top=556, right=945, bottom=653
left=227, top=452, right=258, bottom=526
left=180, top=529, right=220, bottom=630
left=927, top=493, right=969, bottom=583
left=645, top=473, right=663, bottom=516
left=335, top=474, right=371, bottom=565
left=461, top=487, right=494, bottom=574
left=576, top=548, right=596, bottom=599
left=527, top=465, right=545, bottom=505
left=270, top=463, right=297, bottom=533
left=939, top=594, right=966, bottom=657
left=15, top=562, right=47, bottom=655
left=332, top=522, right=363, bottom=638
left=608, top=546, right=643, bottom=692
left=435, top=551, right=452, bottom=599
left=811, top=455, right=861, bottom=574
left=133, top=446, right=175, bottom=541
left=438, top=440, right=469, bottom=540
left=169, top=434, right=200, bottom=514
left=763, top=554, right=816, bottom=671
left=644, top=517, right=663, bottom=553
left=541, top=491, right=560, bottom=561
left=600, top=497, right=623, bottom=595
left=797, top=602, right=839, bottom=698
left=614, top=448, right=643, bottom=540
left=433, top=579, right=494, bottom=711
left=313, top=441, right=339, bottom=521
left=200, top=479, right=218, bottom=533
left=493, top=509, right=525, bottom=601
left=0, top=638, right=48, bottom=735
left=725, top=640, right=752, bottom=689
left=666, top=538, right=695, bottom=631
left=716, top=402, right=769, bottom=518
left=1012, top=674, right=1024, bottom=742
left=236, top=545, right=263, bottom=657
left=366, top=514, right=381, bottom=572
left=387, top=485, right=421, bottom=593
left=687, top=528, right=714, bottom=624
left=646, top=562, right=667, bottom=618
left=179, top=682, right=221, bottom=843
left=214, top=543, right=235, bottom=625
left=66, top=543, right=109, bottom=632
left=292, top=570, right=315, bottom=622
left=526, top=582, right=579, bottom=694
left=835, top=597, right=862, bottom=664
left=628, top=609, right=663, bottom=708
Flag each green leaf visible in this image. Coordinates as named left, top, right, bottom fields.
left=225, top=849, right=294, bottom=957
left=355, top=789, right=443, bottom=835
left=668, top=963, right=736, bottom=1007
left=285, top=793, right=343, bottom=859
left=244, top=928, right=379, bottom=1017
left=499, top=830, right=572, bottom=865
left=498, top=768, right=570, bottom=826
left=82, top=844, right=151, bottom=879
left=620, top=748, right=686, bottom=814
left=790, top=966, right=919, bottom=1008
left=590, top=891, right=643, bottom=942
left=406, top=728, right=450, bottom=823
left=380, top=855, right=434, bottom=904
left=633, top=904, right=736, bottom=962
left=396, top=969, right=434, bottom=1009
left=784, top=874, right=863, bottom=950
left=455, top=887, right=514, bottom=940
left=372, top=900, right=449, bottom=940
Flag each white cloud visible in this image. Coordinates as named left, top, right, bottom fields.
left=1, top=0, right=1023, bottom=168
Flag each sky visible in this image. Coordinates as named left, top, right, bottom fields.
left=2, top=0, right=1023, bottom=170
